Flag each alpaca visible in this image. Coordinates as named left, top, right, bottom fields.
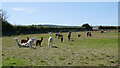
left=87, top=32, right=92, bottom=37
left=55, top=33, right=62, bottom=39
left=78, top=34, right=81, bottom=37
left=89, top=33, right=92, bottom=36
left=55, top=33, right=60, bottom=38
left=21, top=37, right=29, bottom=43
left=101, top=30, right=106, bottom=33
left=58, top=34, right=63, bottom=39
left=101, top=30, right=104, bottom=33
left=87, top=32, right=90, bottom=36
left=60, top=35, right=63, bottom=42
left=36, top=37, right=43, bottom=46
left=68, top=32, right=71, bottom=41
left=48, top=32, right=53, bottom=48
left=14, top=37, right=37, bottom=48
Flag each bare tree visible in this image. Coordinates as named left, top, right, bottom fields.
left=0, top=10, right=9, bottom=22
left=2, top=10, right=8, bottom=22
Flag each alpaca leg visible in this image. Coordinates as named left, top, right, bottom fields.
left=48, top=42, right=50, bottom=47
left=68, top=37, right=70, bottom=41
left=28, top=41, right=33, bottom=48
left=36, top=42, right=38, bottom=46
left=50, top=42, right=52, bottom=48
left=55, top=35, right=56, bottom=38
left=40, top=43, right=41, bottom=47
left=39, top=43, right=41, bottom=47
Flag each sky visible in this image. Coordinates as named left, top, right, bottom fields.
left=2, top=2, right=118, bottom=26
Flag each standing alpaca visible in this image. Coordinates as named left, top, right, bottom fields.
left=14, top=37, right=37, bottom=48
left=21, top=37, right=29, bottom=43
left=48, top=32, right=53, bottom=48
left=36, top=37, right=43, bottom=46
left=60, top=35, right=63, bottom=42
left=68, top=32, right=71, bottom=41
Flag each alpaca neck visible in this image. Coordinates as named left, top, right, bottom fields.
left=15, top=39, right=20, bottom=45
left=49, top=33, right=51, bottom=37
left=15, top=39, right=21, bottom=47
left=41, top=38, right=43, bottom=42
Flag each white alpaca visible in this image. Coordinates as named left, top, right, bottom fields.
left=48, top=32, right=53, bottom=48
left=14, top=37, right=37, bottom=48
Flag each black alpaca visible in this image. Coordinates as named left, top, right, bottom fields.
left=36, top=37, right=43, bottom=46
left=78, top=34, right=81, bottom=37
left=60, top=35, right=63, bottom=42
left=55, top=33, right=63, bottom=39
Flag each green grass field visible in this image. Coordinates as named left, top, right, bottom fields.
left=2, top=31, right=118, bottom=66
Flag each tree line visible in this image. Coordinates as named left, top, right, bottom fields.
left=98, top=26, right=120, bottom=30
left=2, top=21, right=93, bottom=36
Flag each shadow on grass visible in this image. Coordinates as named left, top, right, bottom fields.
left=52, top=46, right=58, bottom=48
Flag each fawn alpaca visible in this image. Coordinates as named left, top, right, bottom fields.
left=21, top=37, right=29, bottom=43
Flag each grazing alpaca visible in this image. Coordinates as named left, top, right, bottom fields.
left=60, top=35, right=63, bottom=42
left=21, top=37, right=29, bottom=43
left=101, top=30, right=104, bottom=33
left=87, top=32, right=92, bottom=37
left=58, top=34, right=63, bottom=39
left=14, top=37, right=37, bottom=48
left=48, top=32, right=53, bottom=48
left=55, top=33, right=60, bottom=38
left=55, top=33, right=63, bottom=39
left=101, top=30, right=107, bottom=33
left=87, top=32, right=90, bottom=36
left=36, top=37, right=43, bottom=46
left=78, top=34, right=81, bottom=37
left=68, top=32, right=71, bottom=41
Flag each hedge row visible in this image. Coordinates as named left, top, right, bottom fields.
left=2, top=21, right=93, bottom=36
left=98, top=26, right=120, bottom=30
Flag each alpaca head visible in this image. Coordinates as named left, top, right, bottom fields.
left=26, top=37, right=29, bottom=41
left=14, top=38, right=18, bottom=41
left=69, top=32, right=71, bottom=34
left=49, top=32, right=51, bottom=36
left=41, top=37, right=43, bottom=41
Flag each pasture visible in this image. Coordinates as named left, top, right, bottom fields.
left=2, top=31, right=118, bottom=66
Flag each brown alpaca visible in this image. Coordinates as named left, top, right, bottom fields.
left=68, top=32, right=71, bottom=41
left=36, top=37, right=43, bottom=46
left=21, top=37, right=29, bottom=43
left=87, top=32, right=92, bottom=37
left=78, top=34, right=81, bottom=37
left=60, top=35, right=63, bottom=42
